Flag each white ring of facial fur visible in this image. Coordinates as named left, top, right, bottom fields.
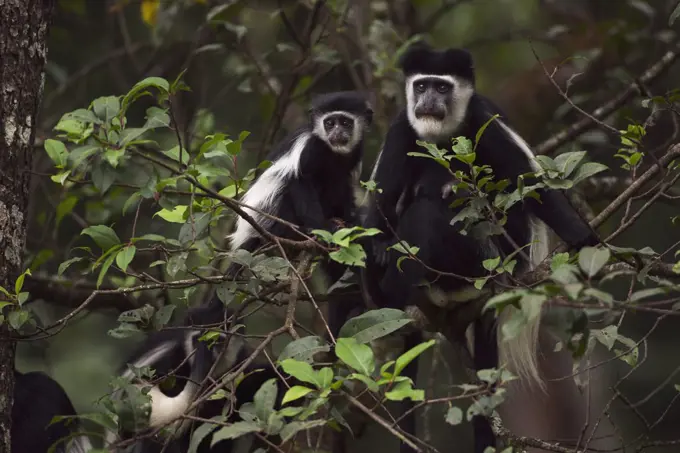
left=312, top=111, right=365, bottom=155
left=405, top=74, right=474, bottom=142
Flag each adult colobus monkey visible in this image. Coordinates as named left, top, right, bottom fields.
left=104, top=302, right=279, bottom=452
left=362, top=42, right=599, bottom=452
left=13, top=370, right=92, bottom=453
left=228, top=91, right=373, bottom=336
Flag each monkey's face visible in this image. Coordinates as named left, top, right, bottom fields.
left=323, top=114, right=354, bottom=148
left=412, top=78, right=452, bottom=121
left=315, top=111, right=363, bottom=155
left=406, top=74, right=473, bottom=141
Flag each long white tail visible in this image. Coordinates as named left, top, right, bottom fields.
left=496, top=216, right=550, bottom=388
left=65, top=435, right=94, bottom=453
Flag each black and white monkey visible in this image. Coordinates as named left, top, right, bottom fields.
left=361, top=42, right=599, bottom=452
left=13, top=370, right=93, bottom=453
left=104, top=302, right=282, bottom=453
left=229, top=91, right=372, bottom=251
left=228, top=90, right=373, bottom=336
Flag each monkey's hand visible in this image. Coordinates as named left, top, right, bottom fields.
left=330, top=217, right=347, bottom=230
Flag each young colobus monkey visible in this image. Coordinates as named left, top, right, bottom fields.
left=229, top=91, right=372, bottom=251
left=228, top=91, right=373, bottom=335
left=104, top=302, right=280, bottom=453
left=13, top=370, right=93, bottom=453
left=362, top=42, right=599, bottom=453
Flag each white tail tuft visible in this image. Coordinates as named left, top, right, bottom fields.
left=65, top=435, right=94, bottom=453
left=497, top=216, right=550, bottom=390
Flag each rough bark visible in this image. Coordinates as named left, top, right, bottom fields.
left=0, top=0, right=55, bottom=450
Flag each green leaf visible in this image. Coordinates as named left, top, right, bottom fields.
left=279, top=359, right=319, bottom=387
left=571, top=162, right=608, bottom=185
left=253, top=379, right=278, bottom=423
left=445, top=406, right=463, bottom=425
left=153, top=305, right=175, bottom=329
left=44, top=139, right=68, bottom=167
left=482, top=257, right=500, bottom=272
left=347, top=373, right=379, bottom=392
left=8, top=309, right=30, bottom=330
left=92, top=161, right=116, bottom=194
left=278, top=336, right=330, bottom=363
left=154, top=205, right=188, bottom=223
left=97, top=250, right=118, bottom=288
left=483, top=291, right=522, bottom=313
left=475, top=114, right=500, bottom=149
left=14, top=269, right=31, bottom=294
left=316, top=367, right=333, bottom=390
left=329, top=243, right=367, bottom=267
left=335, top=337, right=375, bottom=375
left=594, top=325, right=618, bottom=350
left=144, top=106, right=171, bottom=129
left=187, top=417, right=221, bottom=453
left=281, top=386, right=314, bottom=405
left=116, top=245, right=136, bottom=272
left=551, top=252, right=571, bottom=271
left=670, top=1, right=680, bottom=25
left=51, top=170, right=71, bottom=185
left=554, top=151, right=586, bottom=177
left=578, top=247, right=610, bottom=277
left=56, top=195, right=78, bottom=227
left=58, top=257, right=84, bottom=276
left=122, top=77, right=170, bottom=112
left=630, top=287, right=668, bottom=302
left=81, top=225, right=121, bottom=251
left=338, top=308, right=412, bottom=344
left=92, top=96, right=120, bottom=123
left=210, top=421, right=261, bottom=446
left=394, top=339, right=436, bottom=377
left=384, top=380, right=424, bottom=402
left=279, top=420, right=327, bottom=443
left=163, top=145, right=189, bottom=165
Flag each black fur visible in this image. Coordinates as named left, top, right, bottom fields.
left=361, top=43, right=599, bottom=453
left=109, top=302, right=284, bottom=453
left=13, top=370, right=89, bottom=453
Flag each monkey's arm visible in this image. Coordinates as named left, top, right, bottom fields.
left=364, top=113, right=414, bottom=235
left=288, top=177, right=335, bottom=233
left=473, top=102, right=598, bottom=250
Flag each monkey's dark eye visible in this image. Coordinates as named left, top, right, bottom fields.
left=324, top=118, right=334, bottom=129
left=436, top=83, right=451, bottom=94
left=414, top=82, right=426, bottom=93
left=340, top=118, right=352, bottom=128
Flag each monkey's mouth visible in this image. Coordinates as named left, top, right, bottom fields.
left=415, top=110, right=446, bottom=121
left=328, top=134, right=350, bottom=147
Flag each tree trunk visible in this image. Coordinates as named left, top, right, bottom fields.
left=0, top=0, right=55, bottom=450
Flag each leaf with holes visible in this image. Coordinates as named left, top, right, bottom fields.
left=254, top=379, right=278, bottom=423
left=278, top=336, right=330, bottom=364
left=338, top=308, right=412, bottom=344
